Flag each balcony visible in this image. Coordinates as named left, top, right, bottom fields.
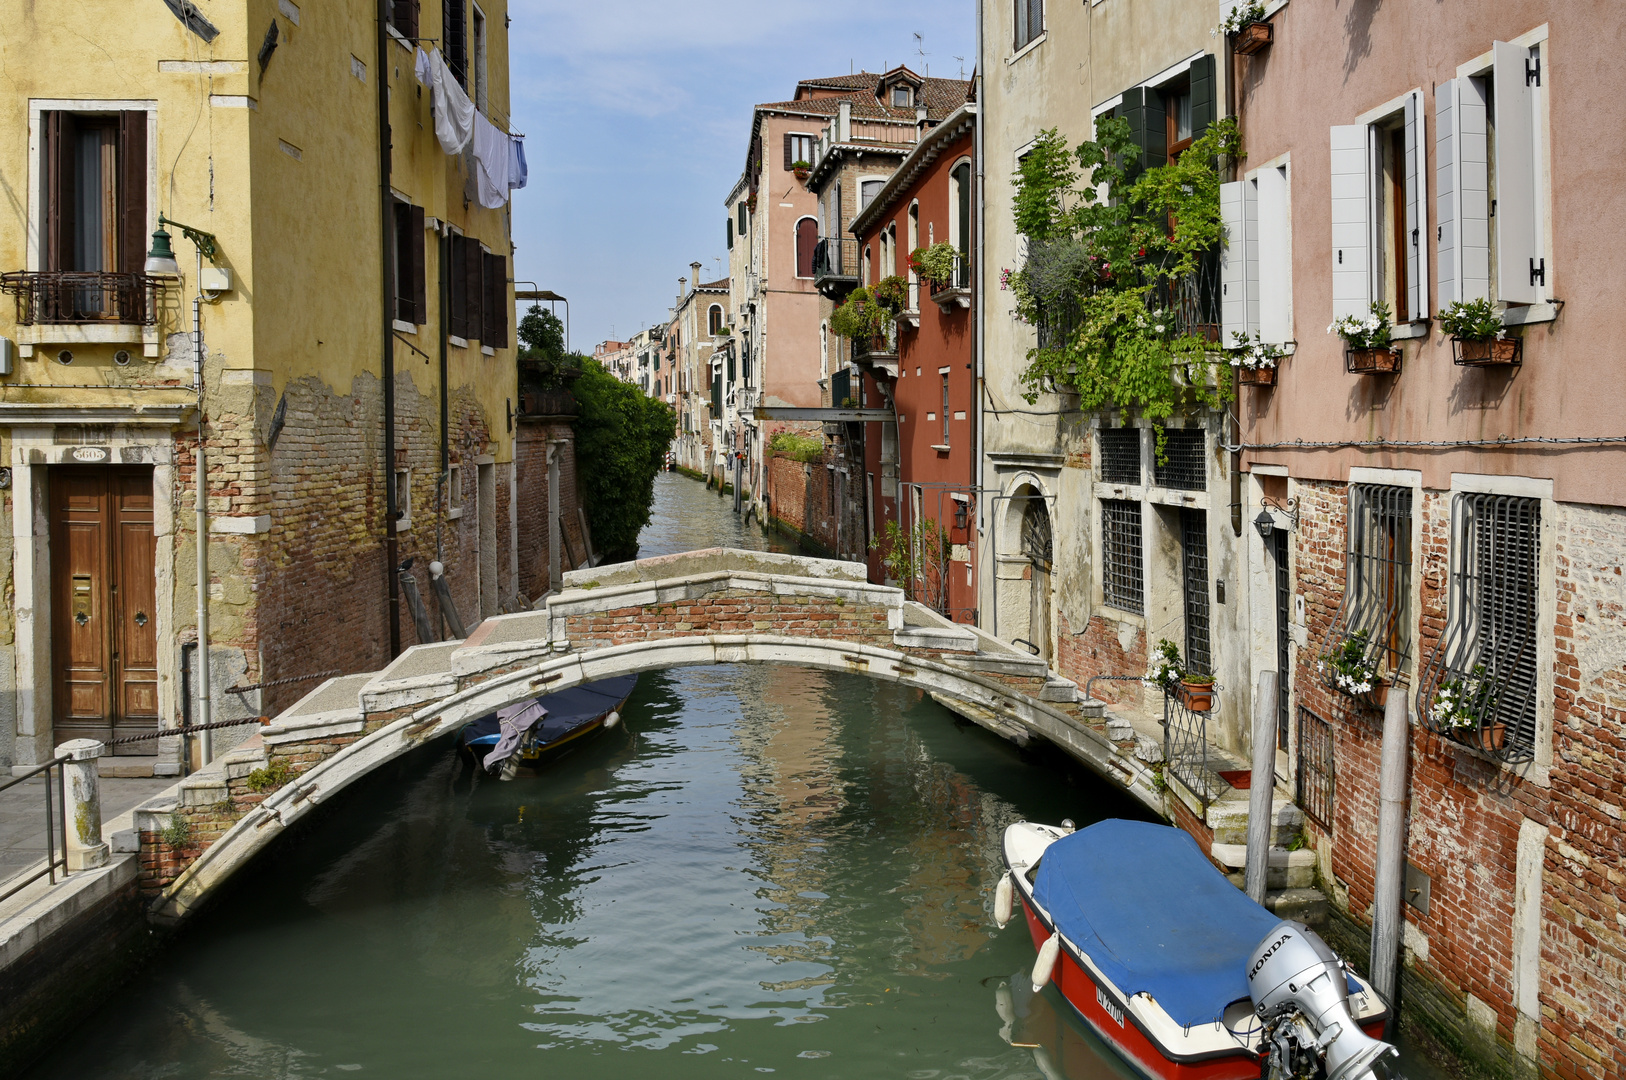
left=928, top=254, right=972, bottom=310
left=2, top=271, right=164, bottom=326
left=852, top=320, right=898, bottom=377
left=812, top=237, right=860, bottom=298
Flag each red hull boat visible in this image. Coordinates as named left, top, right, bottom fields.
left=998, top=821, right=1392, bottom=1080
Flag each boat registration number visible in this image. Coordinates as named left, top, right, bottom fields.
left=1096, top=985, right=1125, bottom=1026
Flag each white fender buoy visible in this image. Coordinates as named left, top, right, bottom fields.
left=1031, top=933, right=1060, bottom=993
left=603, top=711, right=620, bottom=730
left=994, top=871, right=1015, bottom=929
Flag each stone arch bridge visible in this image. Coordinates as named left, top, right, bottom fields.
left=136, top=548, right=1161, bottom=923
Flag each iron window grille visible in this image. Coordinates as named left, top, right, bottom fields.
left=1419, top=493, right=1542, bottom=764
left=1154, top=428, right=1206, bottom=491
left=1181, top=509, right=1211, bottom=675
left=1099, top=427, right=1142, bottom=485
left=1101, top=499, right=1144, bottom=614
left=1317, top=483, right=1413, bottom=705
left=1295, top=707, right=1335, bottom=830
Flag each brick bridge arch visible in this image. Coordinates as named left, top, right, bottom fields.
left=142, top=549, right=1158, bottom=923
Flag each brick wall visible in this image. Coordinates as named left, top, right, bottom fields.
left=1055, top=610, right=1153, bottom=710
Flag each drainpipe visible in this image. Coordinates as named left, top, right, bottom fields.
left=192, top=244, right=213, bottom=763
left=973, top=0, right=987, bottom=625
left=439, top=228, right=450, bottom=556
left=1369, top=682, right=1411, bottom=1031
left=376, top=0, right=400, bottom=657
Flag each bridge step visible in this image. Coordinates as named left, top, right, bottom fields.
left=1039, top=676, right=1079, bottom=703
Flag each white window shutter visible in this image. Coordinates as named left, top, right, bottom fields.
left=1257, top=166, right=1291, bottom=344
left=1219, top=179, right=1250, bottom=343
left=1457, top=77, right=1491, bottom=303
left=1329, top=124, right=1372, bottom=319
left=1403, top=91, right=1427, bottom=319
left=1245, top=180, right=1260, bottom=336
left=1493, top=40, right=1540, bottom=304
left=1436, top=81, right=1459, bottom=308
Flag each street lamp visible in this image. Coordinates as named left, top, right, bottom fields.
left=146, top=214, right=222, bottom=765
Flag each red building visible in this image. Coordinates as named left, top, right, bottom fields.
left=849, top=104, right=977, bottom=621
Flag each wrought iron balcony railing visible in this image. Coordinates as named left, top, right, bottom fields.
left=1, top=271, right=165, bottom=326
left=928, top=253, right=972, bottom=299
left=852, top=319, right=898, bottom=363
left=812, top=237, right=860, bottom=285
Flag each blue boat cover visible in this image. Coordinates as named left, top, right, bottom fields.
left=460, top=674, right=638, bottom=747
left=1032, top=819, right=1283, bottom=1028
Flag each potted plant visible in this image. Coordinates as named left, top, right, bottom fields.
left=791, top=159, right=812, bottom=181
left=1180, top=671, right=1216, bottom=713
left=1440, top=298, right=1521, bottom=367
left=1229, top=330, right=1285, bottom=386
left=911, top=242, right=962, bottom=291
left=1331, top=301, right=1401, bottom=374
left=1144, top=638, right=1183, bottom=693
left=1221, top=0, right=1273, bottom=55
left=1429, top=665, right=1505, bottom=751
left=1319, top=630, right=1383, bottom=703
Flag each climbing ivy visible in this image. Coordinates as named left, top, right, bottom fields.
left=1005, top=117, right=1242, bottom=439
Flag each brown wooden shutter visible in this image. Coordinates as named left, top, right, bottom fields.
left=783, top=133, right=793, bottom=171
left=408, top=204, right=426, bottom=324
left=464, top=238, right=484, bottom=341
left=392, top=0, right=419, bottom=38
left=449, top=235, right=467, bottom=338
left=483, top=252, right=508, bottom=348
left=44, top=111, right=75, bottom=272
left=118, top=112, right=148, bottom=275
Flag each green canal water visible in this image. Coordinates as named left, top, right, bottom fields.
left=22, top=476, right=1431, bottom=1080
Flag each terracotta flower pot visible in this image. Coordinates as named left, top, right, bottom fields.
left=1366, top=681, right=1389, bottom=708
left=1234, top=21, right=1273, bottom=55
left=1469, top=722, right=1507, bottom=752
left=1452, top=337, right=1522, bottom=367
left=1345, top=346, right=1402, bottom=375
left=1238, top=365, right=1277, bottom=386
left=793, top=168, right=810, bottom=181
left=1180, top=680, right=1215, bottom=713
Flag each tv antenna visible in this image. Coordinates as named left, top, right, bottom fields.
left=914, top=32, right=928, bottom=74
left=954, top=55, right=966, bottom=79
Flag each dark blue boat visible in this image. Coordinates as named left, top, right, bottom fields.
left=458, top=674, right=638, bottom=778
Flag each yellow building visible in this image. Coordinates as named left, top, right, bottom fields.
left=0, top=1, right=534, bottom=773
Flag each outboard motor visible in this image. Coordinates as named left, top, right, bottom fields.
left=1247, top=921, right=1399, bottom=1080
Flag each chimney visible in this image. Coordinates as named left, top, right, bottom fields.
left=838, top=101, right=851, bottom=142
left=677, top=277, right=686, bottom=307
left=691, top=261, right=703, bottom=289
left=916, top=104, right=929, bottom=138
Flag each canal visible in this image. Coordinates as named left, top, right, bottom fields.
left=22, top=475, right=1424, bottom=1080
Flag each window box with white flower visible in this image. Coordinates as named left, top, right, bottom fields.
left=1229, top=330, right=1283, bottom=386
left=1440, top=298, right=1522, bottom=368
left=1331, top=301, right=1401, bottom=375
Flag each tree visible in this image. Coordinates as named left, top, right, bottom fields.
left=571, top=358, right=674, bottom=564
left=518, top=305, right=565, bottom=363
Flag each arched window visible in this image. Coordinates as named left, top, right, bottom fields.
left=795, top=216, right=818, bottom=278
left=907, top=201, right=920, bottom=307
left=863, top=245, right=872, bottom=286
left=952, top=161, right=972, bottom=257
left=708, top=304, right=723, bottom=335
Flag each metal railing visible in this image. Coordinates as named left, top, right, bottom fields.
left=1162, top=688, right=1218, bottom=809
left=812, top=237, right=860, bottom=282
left=0, top=270, right=165, bottom=326
left=0, top=756, right=70, bottom=903
left=928, top=253, right=971, bottom=296
left=1319, top=484, right=1414, bottom=707
left=853, top=319, right=898, bottom=362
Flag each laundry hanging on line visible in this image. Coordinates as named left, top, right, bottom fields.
left=414, top=46, right=528, bottom=206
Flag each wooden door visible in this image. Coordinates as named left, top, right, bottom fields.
left=50, top=467, right=158, bottom=752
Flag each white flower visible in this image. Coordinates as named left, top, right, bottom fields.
left=1155, top=324, right=1166, bottom=334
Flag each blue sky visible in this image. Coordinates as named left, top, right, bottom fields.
left=506, top=0, right=977, bottom=352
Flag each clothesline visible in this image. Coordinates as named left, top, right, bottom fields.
left=414, top=46, right=528, bottom=209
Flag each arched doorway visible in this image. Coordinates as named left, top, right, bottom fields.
left=1020, top=496, right=1054, bottom=663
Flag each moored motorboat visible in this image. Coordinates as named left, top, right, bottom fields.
left=997, top=819, right=1397, bottom=1080
left=458, top=674, right=638, bottom=779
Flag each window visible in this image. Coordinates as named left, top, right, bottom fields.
left=443, top=0, right=467, bottom=88
left=709, top=304, right=724, bottom=335
left=1437, top=41, right=1548, bottom=310
left=726, top=218, right=733, bottom=250
left=784, top=133, right=814, bottom=169
left=860, top=179, right=884, bottom=209
left=389, top=0, right=419, bottom=39
left=940, top=373, right=951, bottom=446
left=1117, top=56, right=1215, bottom=178
left=1101, top=500, right=1144, bottom=614
left=42, top=111, right=148, bottom=278
left=737, top=202, right=748, bottom=238
left=1322, top=484, right=1413, bottom=684
left=482, top=250, right=509, bottom=347
left=907, top=201, right=920, bottom=307
left=1329, top=90, right=1428, bottom=323
left=392, top=201, right=426, bottom=325
left=1152, top=429, right=1205, bottom=491
left=795, top=217, right=818, bottom=278
left=1181, top=509, right=1210, bottom=674
left=1098, top=427, right=1141, bottom=485
left=952, top=162, right=972, bottom=259
left=1421, top=493, right=1541, bottom=762
left=1014, top=0, right=1044, bottom=50
left=471, top=4, right=487, bottom=113
left=1220, top=164, right=1292, bottom=345
left=1163, top=79, right=1194, bottom=158
left=446, top=462, right=463, bottom=518
left=891, top=85, right=911, bottom=107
